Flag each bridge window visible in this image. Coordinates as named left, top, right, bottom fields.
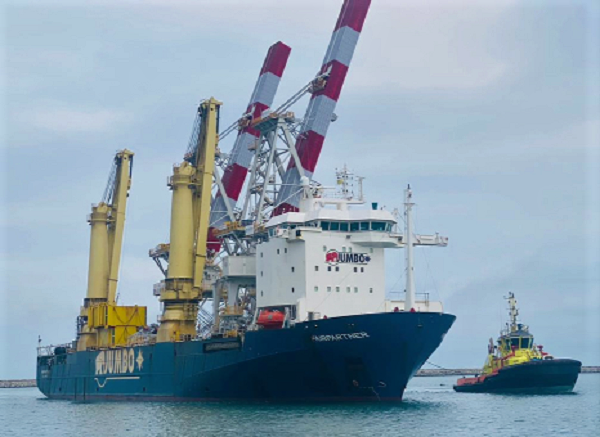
left=330, top=222, right=340, bottom=231
left=351, top=222, right=359, bottom=232
left=371, top=222, right=386, bottom=231
left=521, top=338, right=532, bottom=349
left=360, top=222, right=369, bottom=231
left=511, top=338, right=520, bottom=348
left=340, top=222, right=349, bottom=232
left=321, top=221, right=330, bottom=231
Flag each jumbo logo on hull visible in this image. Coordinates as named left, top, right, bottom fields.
left=325, top=249, right=371, bottom=266
left=95, top=348, right=143, bottom=375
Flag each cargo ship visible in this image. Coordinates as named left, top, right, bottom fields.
left=36, top=0, right=456, bottom=402
left=454, top=293, right=581, bottom=394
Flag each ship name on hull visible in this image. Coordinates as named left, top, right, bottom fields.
left=312, top=332, right=370, bottom=342
left=95, top=348, right=143, bottom=375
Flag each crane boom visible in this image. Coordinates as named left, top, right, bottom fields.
left=274, top=0, right=371, bottom=215
left=192, top=101, right=219, bottom=289
left=106, top=150, right=134, bottom=304
left=208, top=42, right=291, bottom=253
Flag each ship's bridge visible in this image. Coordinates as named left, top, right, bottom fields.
left=264, top=199, right=405, bottom=249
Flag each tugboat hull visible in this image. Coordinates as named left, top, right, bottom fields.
left=454, top=359, right=582, bottom=394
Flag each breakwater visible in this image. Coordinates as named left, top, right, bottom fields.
left=0, top=380, right=36, bottom=388
left=416, top=366, right=600, bottom=377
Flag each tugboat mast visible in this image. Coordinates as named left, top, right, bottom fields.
left=405, top=185, right=416, bottom=312
left=507, top=292, right=519, bottom=333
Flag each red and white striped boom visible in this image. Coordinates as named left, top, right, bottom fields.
left=273, top=0, right=371, bottom=216
left=208, top=42, right=291, bottom=252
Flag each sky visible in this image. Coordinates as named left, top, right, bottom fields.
left=1, top=0, right=599, bottom=379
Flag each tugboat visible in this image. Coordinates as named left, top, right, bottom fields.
left=454, top=293, right=581, bottom=393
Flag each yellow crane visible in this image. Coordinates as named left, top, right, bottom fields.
left=77, top=150, right=146, bottom=351
left=156, top=97, right=221, bottom=342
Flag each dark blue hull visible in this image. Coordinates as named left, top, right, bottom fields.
left=37, top=312, right=455, bottom=402
left=453, top=359, right=582, bottom=394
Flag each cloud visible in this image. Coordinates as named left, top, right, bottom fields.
left=27, top=107, right=132, bottom=134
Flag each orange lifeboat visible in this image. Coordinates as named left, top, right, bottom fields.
left=256, top=310, right=285, bottom=330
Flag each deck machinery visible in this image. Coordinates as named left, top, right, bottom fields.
left=37, top=0, right=457, bottom=402
left=76, top=149, right=147, bottom=351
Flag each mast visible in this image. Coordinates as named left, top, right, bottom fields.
left=405, top=184, right=416, bottom=311
left=507, top=292, right=519, bottom=332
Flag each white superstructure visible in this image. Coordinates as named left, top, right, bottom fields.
left=254, top=177, right=447, bottom=322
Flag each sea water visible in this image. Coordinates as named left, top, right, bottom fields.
left=1, top=374, right=598, bottom=437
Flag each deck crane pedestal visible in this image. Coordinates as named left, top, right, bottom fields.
left=76, top=150, right=147, bottom=351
